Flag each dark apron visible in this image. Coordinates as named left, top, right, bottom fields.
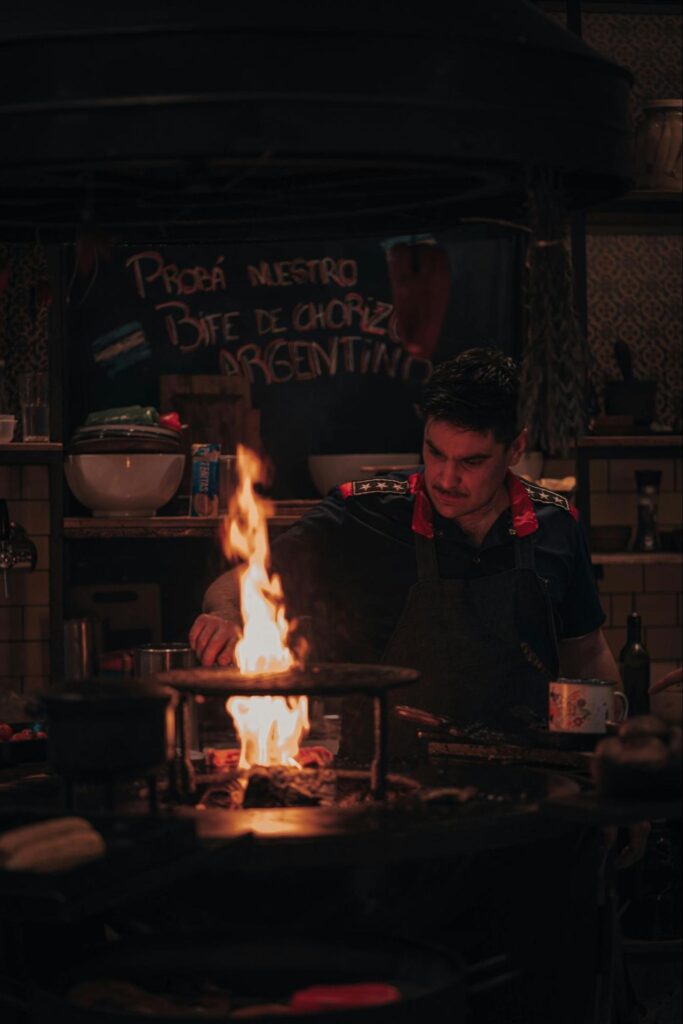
left=381, top=529, right=560, bottom=757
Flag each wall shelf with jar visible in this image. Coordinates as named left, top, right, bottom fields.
left=587, top=190, right=682, bottom=232
left=592, top=552, right=682, bottom=565
left=0, top=443, right=63, bottom=462
left=575, top=435, right=683, bottom=558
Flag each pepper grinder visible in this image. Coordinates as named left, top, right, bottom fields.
left=632, top=470, right=662, bottom=553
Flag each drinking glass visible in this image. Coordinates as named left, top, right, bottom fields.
left=19, top=372, right=49, bottom=442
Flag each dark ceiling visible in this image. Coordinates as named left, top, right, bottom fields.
left=0, top=1, right=633, bottom=242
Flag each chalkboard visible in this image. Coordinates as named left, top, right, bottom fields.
left=67, top=225, right=522, bottom=496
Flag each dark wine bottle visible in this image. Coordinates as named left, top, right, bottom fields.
left=618, top=612, right=650, bottom=716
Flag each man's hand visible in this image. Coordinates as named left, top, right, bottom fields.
left=189, top=614, right=239, bottom=667
left=650, top=666, right=682, bottom=695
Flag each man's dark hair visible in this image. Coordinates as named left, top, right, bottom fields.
left=419, top=348, right=521, bottom=447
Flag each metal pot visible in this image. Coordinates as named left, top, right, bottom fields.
left=133, top=643, right=196, bottom=678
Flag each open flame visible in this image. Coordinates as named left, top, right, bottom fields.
left=222, top=445, right=308, bottom=770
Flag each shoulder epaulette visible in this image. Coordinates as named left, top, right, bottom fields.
left=521, top=479, right=573, bottom=513
left=342, top=477, right=411, bottom=498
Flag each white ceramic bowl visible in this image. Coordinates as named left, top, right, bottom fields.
left=0, top=416, right=16, bottom=442
left=308, top=453, right=421, bottom=496
left=65, top=454, right=185, bottom=516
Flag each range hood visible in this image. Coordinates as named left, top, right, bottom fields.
left=0, top=1, right=633, bottom=242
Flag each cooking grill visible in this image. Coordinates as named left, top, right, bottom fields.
left=157, top=663, right=419, bottom=801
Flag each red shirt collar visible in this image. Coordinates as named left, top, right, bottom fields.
left=410, top=470, right=538, bottom=539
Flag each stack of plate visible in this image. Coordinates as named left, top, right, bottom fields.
left=70, top=423, right=182, bottom=454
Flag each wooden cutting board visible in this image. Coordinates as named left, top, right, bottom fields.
left=160, top=374, right=261, bottom=494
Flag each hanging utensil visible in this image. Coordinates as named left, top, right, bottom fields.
left=393, top=704, right=457, bottom=733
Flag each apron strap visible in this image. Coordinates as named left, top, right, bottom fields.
left=415, top=531, right=440, bottom=581
left=514, top=532, right=536, bottom=571
left=416, top=526, right=537, bottom=577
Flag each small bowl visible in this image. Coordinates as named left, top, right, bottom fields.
left=0, top=416, right=16, bottom=442
left=308, top=453, right=421, bottom=496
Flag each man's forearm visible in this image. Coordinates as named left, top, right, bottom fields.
left=203, top=568, right=241, bottom=621
left=559, top=628, right=622, bottom=687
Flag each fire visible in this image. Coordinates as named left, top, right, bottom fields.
left=222, top=445, right=308, bottom=770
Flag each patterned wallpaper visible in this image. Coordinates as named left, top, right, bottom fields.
left=584, top=13, right=682, bottom=428
left=548, top=10, right=682, bottom=427
left=586, top=234, right=682, bottom=429
left=547, top=11, right=682, bottom=108
left=0, top=244, right=50, bottom=428
left=582, top=13, right=682, bottom=121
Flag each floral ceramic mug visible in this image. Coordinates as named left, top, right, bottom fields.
left=548, top=678, right=629, bottom=734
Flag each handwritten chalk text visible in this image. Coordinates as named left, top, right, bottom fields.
left=126, top=252, right=227, bottom=300
left=247, top=258, right=358, bottom=288
left=219, top=338, right=431, bottom=386
left=157, top=301, right=240, bottom=352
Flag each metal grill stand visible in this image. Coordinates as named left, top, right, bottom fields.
left=156, top=663, right=419, bottom=802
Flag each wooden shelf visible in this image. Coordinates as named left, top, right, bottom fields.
left=579, top=435, right=682, bottom=449
left=0, top=443, right=63, bottom=463
left=64, top=502, right=317, bottom=538
left=591, top=552, right=682, bottom=565
left=587, top=190, right=682, bottom=232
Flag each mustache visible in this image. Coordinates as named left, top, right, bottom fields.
left=433, top=486, right=468, bottom=498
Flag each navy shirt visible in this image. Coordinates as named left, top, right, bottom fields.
left=271, top=470, right=605, bottom=663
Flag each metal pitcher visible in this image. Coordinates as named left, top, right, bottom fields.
left=133, top=643, right=199, bottom=752
left=64, top=617, right=99, bottom=681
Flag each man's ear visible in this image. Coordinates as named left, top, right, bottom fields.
left=507, top=428, right=528, bottom=467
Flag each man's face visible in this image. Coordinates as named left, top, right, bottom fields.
left=422, top=418, right=525, bottom=520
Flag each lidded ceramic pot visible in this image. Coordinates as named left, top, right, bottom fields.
left=634, top=99, right=682, bottom=191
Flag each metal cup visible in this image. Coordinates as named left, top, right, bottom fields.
left=549, top=677, right=629, bottom=734
left=64, top=617, right=97, bottom=681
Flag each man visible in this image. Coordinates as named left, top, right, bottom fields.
left=190, top=348, right=619, bottom=745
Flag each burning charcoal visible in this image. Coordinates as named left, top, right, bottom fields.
left=204, top=748, right=240, bottom=771
left=242, top=767, right=336, bottom=808
left=203, top=788, right=240, bottom=810
left=194, top=774, right=246, bottom=810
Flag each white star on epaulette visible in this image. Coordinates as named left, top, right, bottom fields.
left=521, top=479, right=571, bottom=512
left=351, top=478, right=410, bottom=496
